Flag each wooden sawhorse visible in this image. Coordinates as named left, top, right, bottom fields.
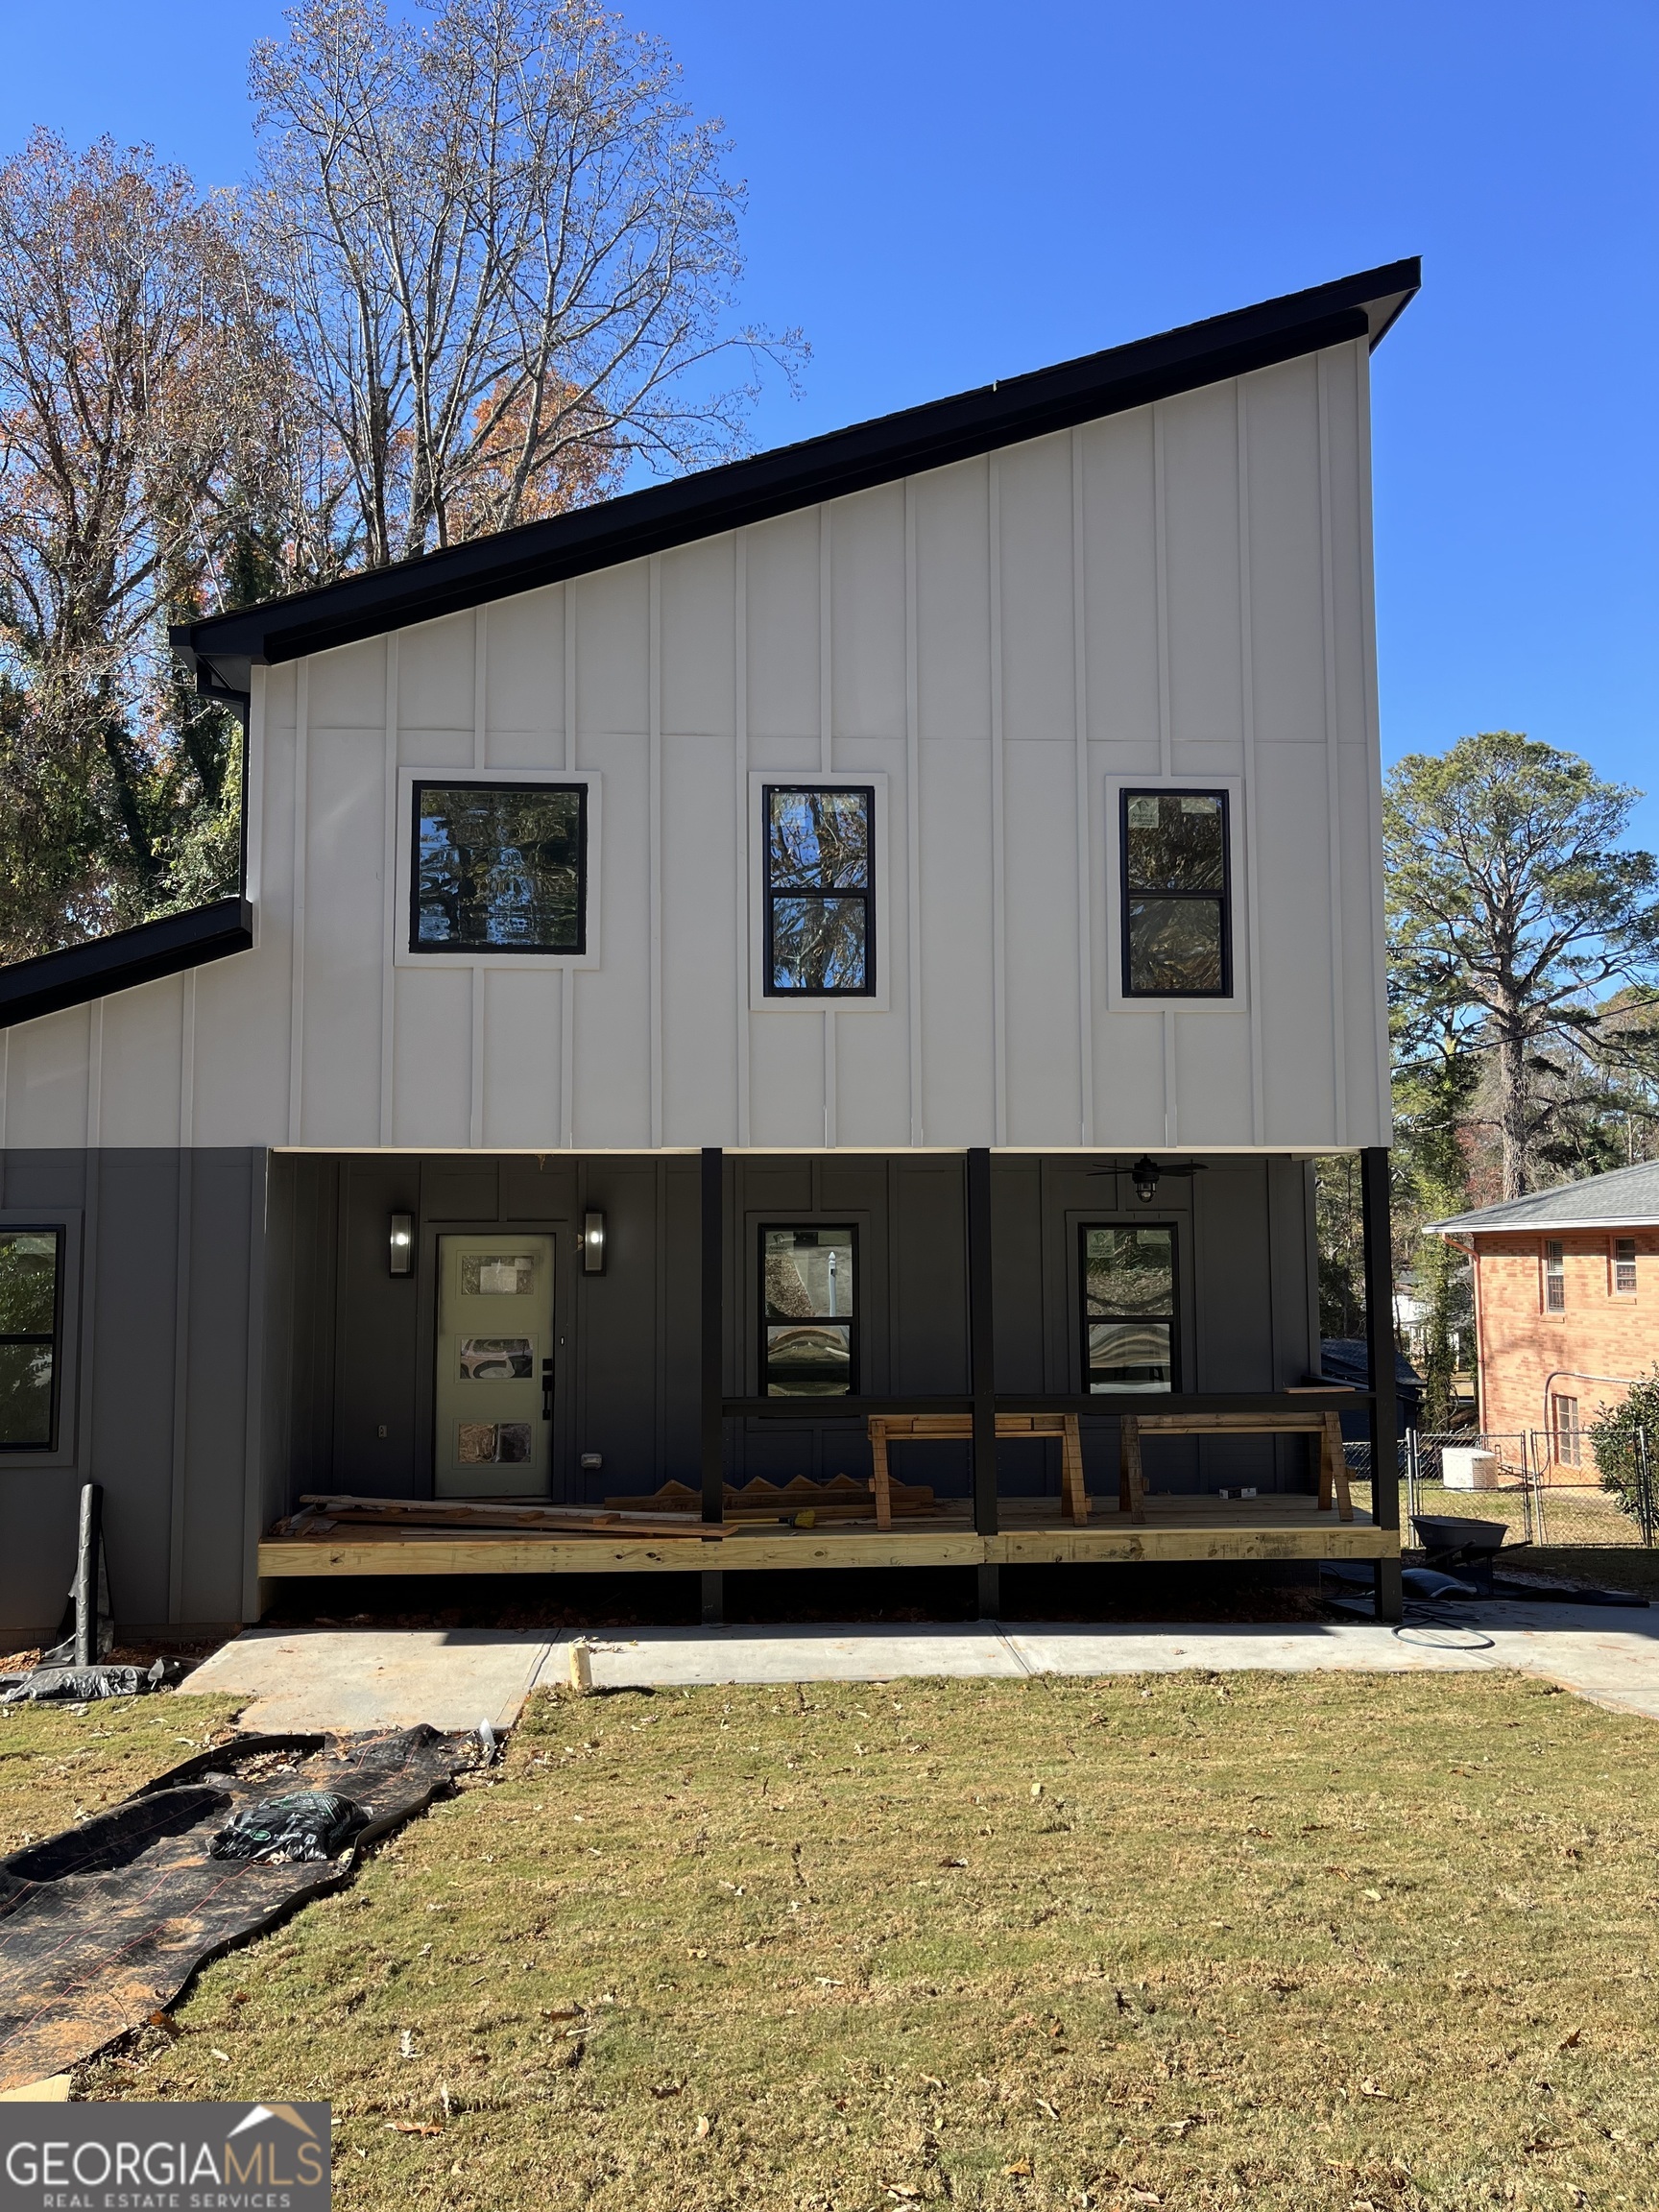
left=1117, top=1411, right=1352, bottom=1526
left=867, top=1412, right=1088, bottom=1531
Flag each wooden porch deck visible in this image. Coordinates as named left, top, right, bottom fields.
left=256, top=1494, right=1397, bottom=1582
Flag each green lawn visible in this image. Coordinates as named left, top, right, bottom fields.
left=26, top=1672, right=1650, bottom=2209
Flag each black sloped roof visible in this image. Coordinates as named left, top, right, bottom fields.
left=175, top=257, right=1418, bottom=697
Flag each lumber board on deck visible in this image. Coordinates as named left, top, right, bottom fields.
left=293, top=1493, right=711, bottom=1537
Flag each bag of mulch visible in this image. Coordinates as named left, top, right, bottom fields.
left=208, top=1791, right=368, bottom=1864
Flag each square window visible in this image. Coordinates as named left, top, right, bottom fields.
left=763, top=787, right=874, bottom=995
left=1120, top=790, right=1231, bottom=998
left=411, top=781, right=586, bottom=953
left=0, top=1229, right=61, bottom=1449
left=762, top=1226, right=856, bottom=1395
left=1614, top=1238, right=1638, bottom=1295
left=1082, top=1225, right=1175, bottom=1392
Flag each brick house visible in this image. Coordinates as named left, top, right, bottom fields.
left=1430, top=1163, right=1659, bottom=1473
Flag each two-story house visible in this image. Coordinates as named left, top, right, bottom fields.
left=0, top=261, right=1417, bottom=1641
left=1431, top=1161, right=1659, bottom=1472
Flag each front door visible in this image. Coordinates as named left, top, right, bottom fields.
left=434, top=1233, right=554, bottom=1498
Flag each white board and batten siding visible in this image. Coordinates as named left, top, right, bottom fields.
left=0, top=339, right=1390, bottom=1156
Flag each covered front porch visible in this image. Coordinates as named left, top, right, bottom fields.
left=255, top=1144, right=1403, bottom=1619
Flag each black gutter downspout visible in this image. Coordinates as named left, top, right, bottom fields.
left=1361, top=1147, right=1403, bottom=1623
left=967, top=1147, right=999, bottom=1619
left=700, top=1146, right=725, bottom=1625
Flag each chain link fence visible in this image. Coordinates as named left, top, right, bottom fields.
left=1343, top=1429, right=1658, bottom=1551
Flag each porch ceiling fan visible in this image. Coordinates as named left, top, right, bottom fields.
left=1085, top=1156, right=1211, bottom=1204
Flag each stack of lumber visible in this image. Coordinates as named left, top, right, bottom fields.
left=272, top=1493, right=719, bottom=1539
left=604, top=1474, right=942, bottom=1522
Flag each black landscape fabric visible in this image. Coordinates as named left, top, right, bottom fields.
left=0, top=1726, right=469, bottom=2093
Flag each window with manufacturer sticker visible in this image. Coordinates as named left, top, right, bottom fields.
left=1120, top=790, right=1231, bottom=997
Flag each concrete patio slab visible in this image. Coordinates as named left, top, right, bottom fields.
left=179, top=1626, right=556, bottom=1731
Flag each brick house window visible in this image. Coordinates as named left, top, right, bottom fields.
left=1614, top=1237, right=1638, bottom=1295
left=1543, top=1239, right=1565, bottom=1313
left=1551, top=1392, right=1581, bottom=1468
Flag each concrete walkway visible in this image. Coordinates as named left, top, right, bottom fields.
left=178, top=1601, right=1659, bottom=1731
left=180, top=1626, right=556, bottom=1732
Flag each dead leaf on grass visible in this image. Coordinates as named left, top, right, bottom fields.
left=1002, top=2158, right=1033, bottom=2176
left=1358, top=2079, right=1393, bottom=2100
left=939, top=1857, right=967, bottom=1868
left=1036, top=2097, right=1061, bottom=2120
left=694, top=2114, right=713, bottom=2139
left=650, top=2080, right=683, bottom=2100
left=920, top=2075, right=945, bottom=2092
left=1559, top=2028, right=1582, bottom=2050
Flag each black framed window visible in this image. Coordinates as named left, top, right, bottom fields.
left=761, top=1226, right=856, bottom=1396
left=412, top=781, right=587, bottom=953
left=763, top=786, right=875, bottom=995
left=0, top=1228, right=62, bottom=1448
left=1120, top=789, right=1231, bottom=997
left=1082, top=1224, right=1176, bottom=1393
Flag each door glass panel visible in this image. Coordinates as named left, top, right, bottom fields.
left=436, top=1234, right=553, bottom=1497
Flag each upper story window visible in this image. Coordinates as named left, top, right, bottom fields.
left=1543, top=1238, right=1566, bottom=1312
left=0, top=1229, right=61, bottom=1449
left=1614, top=1237, right=1638, bottom=1295
left=412, top=781, right=587, bottom=954
left=763, top=786, right=875, bottom=996
left=1120, top=790, right=1231, bottom=998
left=761, top=1226, right=856, bottom=1395
left=1082, top=1225, right=1175, bottom=1392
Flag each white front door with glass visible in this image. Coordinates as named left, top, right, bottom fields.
left=435, top=1234, right=554, bottom=1497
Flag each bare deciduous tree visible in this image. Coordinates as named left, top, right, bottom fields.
left=0, top=131, right=277, bottom=950
left=250, top=0, right=804, bottom=570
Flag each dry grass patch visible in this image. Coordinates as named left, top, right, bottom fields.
left=0, top=1692, right=241, bottom=1855
left=65, top=1671, right=1659, bottom=2209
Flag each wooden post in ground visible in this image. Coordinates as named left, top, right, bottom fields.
left=1361, top=1145, right=1403, bottom=1623
left=967, top=1147, right=999, bottom=1617
left=701, top=1145, right=725, bottom=1626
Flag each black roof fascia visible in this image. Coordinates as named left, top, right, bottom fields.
left=0, top=897, right=254, bottom=1031
left=178, top=257, right=1418, bottom=685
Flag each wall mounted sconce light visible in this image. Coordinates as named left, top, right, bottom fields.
left=583, top=1209, right=607, bottom=1275
left=1129, top=1156, right=1162, bottom=1205
left=389, top=1212, right=415, bottom=1276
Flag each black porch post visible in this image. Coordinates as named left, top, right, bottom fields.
left=967, top=1145, right=1000, bottom=1617
left=700, top=1145, right=725, bottom=1625
left=1360, top=1145, right=1403, bottom=1623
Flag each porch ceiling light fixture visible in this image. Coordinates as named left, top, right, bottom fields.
left=1130, top=1157, right=1162, bottom=1205
left=389, top=1212, right=415, bottom=1276
left=583, top=1209, right=607, bottom=1275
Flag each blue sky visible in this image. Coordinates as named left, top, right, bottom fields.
left=5, top=0, right=1654, bottom=837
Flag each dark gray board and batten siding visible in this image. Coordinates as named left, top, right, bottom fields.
left=0, top=1147, right=266, bottom=1640
left=0, top=1149, right=1319, bottom=1637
